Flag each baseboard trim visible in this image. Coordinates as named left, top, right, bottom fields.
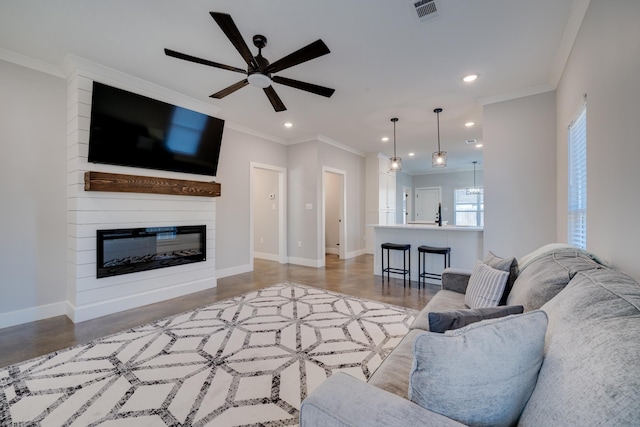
left=0, top=301, right=67, bottom=329
left=346, top=248, right=367, bottom=259
left=216, top=263, right=253, bottom=279
left=253, top=252, right=280, bottom=262
left=325, top=247, right=339, bottom=255
left=67, top=277, right=217, bottom=323
left=288, top=257, right=323, bottom=268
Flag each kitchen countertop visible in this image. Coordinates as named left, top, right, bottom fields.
left=369, top=223, right=483, bottom=231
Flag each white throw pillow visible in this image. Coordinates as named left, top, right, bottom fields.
left=465, top=261, right=509, bottom=308
left=409, top=311, right=548, bottom=427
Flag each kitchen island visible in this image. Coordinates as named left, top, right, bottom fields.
left=372, top=223, right=483, bottom=285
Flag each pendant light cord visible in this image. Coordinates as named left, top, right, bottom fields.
left=437, top=111, right=441, bottom=152
left=391, top=117, right=398, bottom=157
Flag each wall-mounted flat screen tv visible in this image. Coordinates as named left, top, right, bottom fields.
left=88, top=82, right=224, bottom=176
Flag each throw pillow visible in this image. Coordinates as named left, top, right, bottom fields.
left=464, top=261, right=509, bottom=308
left=484, top=251, right=518, bottom=305
left=428, top=305, right=524, bottom=333
left=409, top=311, right=548, bottom=427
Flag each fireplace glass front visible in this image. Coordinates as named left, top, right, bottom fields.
left=96, top=225, right=206, bottom=278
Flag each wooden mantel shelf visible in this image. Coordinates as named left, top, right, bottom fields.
left=84, top=171, right=221, bottom=197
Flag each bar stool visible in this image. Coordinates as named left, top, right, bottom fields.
left=381, top=243, right=411, bottom=287
left=418, top=245, right=451, bottom=287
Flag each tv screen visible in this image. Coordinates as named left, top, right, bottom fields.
left=88, top=82, right=224, bottom=176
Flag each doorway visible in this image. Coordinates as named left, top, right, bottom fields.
left=322, top=167, right=346, bottom=263
left=415, top=187, right=441, bottom=222
left=250, top=162, right=287, bottom=266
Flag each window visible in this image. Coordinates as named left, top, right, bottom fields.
left=568, top=104, right=587, bottom=249
left=454, top=189, right=484, bottom=226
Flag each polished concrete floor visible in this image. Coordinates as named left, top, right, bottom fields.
left=0, top=254, right=438, bottom=368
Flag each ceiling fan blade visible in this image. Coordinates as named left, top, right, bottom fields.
left=272, top=76, right=335, bottom=98
left=266, top=39, right=330, bottom=74
left=164, top=48, right=246, bottom=74
left=210, top=79, right=249, bottom=99
left=263, top=86, right=286, bottom=112
left=209, top=12, right=258, bottom=69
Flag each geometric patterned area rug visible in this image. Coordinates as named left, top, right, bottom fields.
left=0, top=282, right=417, bottom=426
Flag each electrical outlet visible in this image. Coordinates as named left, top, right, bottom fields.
left=260, top=237, right=264, bottom=243
left=298, top=241, right=302, bottom=247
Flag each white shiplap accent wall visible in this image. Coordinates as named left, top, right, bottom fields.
left=66, top=68, right=217, bottom=323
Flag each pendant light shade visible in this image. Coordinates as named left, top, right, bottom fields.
left=466, top=161, right=484, bottom=195
left=432, top=108, right=447, bottom=168
left=389, top=117, right=402, bottom=171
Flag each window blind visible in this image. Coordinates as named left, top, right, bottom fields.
left=568, top=104, right=587, bottom=249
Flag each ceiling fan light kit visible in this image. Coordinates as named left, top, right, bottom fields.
left=432, top=107, right=447, bottom=167
left=247, top=73, right=271, bottom=88
left=164, top=12, right=335, bottom=112
left=389, top=117, right=402, bottom=171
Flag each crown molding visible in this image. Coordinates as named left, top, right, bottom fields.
left=292, top=134, right=365, bottom=157
left=0, top=48, right=65, bottom=78
left=62, top=54, right=222, bottom=118
left=549, top=0, right=591, bottom=87
left=224, top=122, right=287, bottom=145
left=478, top=83, right=555, bottom=106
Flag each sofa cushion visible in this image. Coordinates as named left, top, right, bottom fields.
left=427, top=305, right=524, bottom=333
left=464, top=261, right=509, bottom=308
left=410, top=290, right=466, bottom=330
left=408, top=311, right=548, bottom=427
left=484, top=251, right=518, bottom=305
left=519, top=268, right=640, bottom=426
left=367, top=329, right=422, bottom=400
left=507, top=248, right=603, bottom=311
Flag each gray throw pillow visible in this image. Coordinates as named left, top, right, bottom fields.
left=484, top=251, right=518, bottom=305
left=464, top=262, right=509, bottom=308
left=409, top=311, right=548, bottom=427
left=428, top=305, right=524, bottom=333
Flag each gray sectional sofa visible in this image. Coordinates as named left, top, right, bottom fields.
left=300, top=244, right=640, bottom=426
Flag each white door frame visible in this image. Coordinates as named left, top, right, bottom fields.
left=321, top=166, right=347, bottom=263
left=403, top=186, right=412, bottom=224
left=250, top=162, right=288, bottom=266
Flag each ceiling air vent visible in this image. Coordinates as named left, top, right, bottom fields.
left=465, top=139, right=478, bottom=145
left=411, top=0, right=440, bottom=25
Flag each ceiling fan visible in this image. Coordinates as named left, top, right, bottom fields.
left=164, top=12, right=335, bottom=112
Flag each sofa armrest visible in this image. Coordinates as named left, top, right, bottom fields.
left=300, top=373, right=466, bottom=427
left=441, top=268, right=472, bottom=294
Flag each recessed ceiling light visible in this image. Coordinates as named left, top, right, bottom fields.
left=381, top=137, right=389, bottom=142
left=462, top=74, right=478, bottom=83
left=476, top=143, right=484, bottom=148
left=465, top=121, right=475, bottom=127
left=283, top=122, right=293, bottom=128
left=409, top=152, right=415, bottom=157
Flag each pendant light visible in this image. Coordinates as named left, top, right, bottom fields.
left=432, top=108, right=447, bottom=167
left=466, top=161, right=484, bottom=195
left=389, top=117, right=402, bottom=171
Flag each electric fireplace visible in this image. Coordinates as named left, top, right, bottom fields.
left=96, top=225, right=206, bottom=278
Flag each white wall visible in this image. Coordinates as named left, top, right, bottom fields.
left=215, top=128, right=287, bottom=276
left=253, top=168, right=279, bottom=260
left=412, top=169, right=484, bottom=225
left=0, top=60, right=67, bottom=328
left=555, top=0, right=640, bottom=279
left=483, top=91, right=557, bottom=258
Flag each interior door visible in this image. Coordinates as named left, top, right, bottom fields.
left=415, top=187, right=441, bottom=222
